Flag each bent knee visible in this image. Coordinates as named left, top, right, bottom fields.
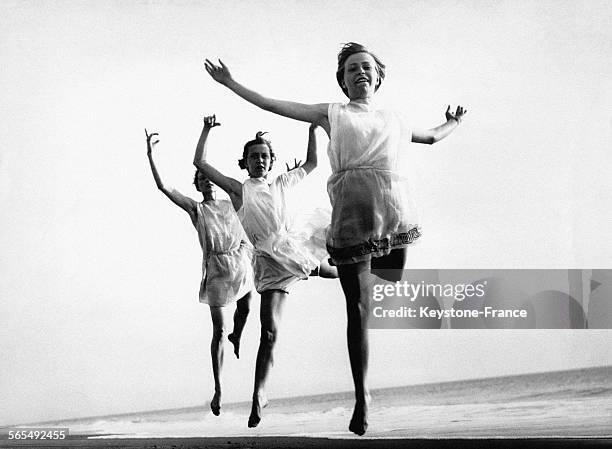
left=347, top=301, right=370, bottom=319
left=212, top=327, right=226, bottom=340
left=260, top=329, right=278, bottom=346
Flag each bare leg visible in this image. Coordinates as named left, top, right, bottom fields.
left=228, top=292, right=251, bottom=359
left=248, top=289, right=286, bottom=428
left=370, top=248, right=407, bottom=282
left=209, top=306, right=225, bottom=416
left=338, top=261, right=372, bottom=436
left=309, top=259, right=338, bottom=278
left=318, top=258, right=339, bottom=278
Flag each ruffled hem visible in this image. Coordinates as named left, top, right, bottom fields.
left=327, top=226, right=422, bottom=266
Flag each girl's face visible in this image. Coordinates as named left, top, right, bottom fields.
left=196, top=172, right=215, bottom=195
left=246, top=143, right=272, bottom=178
left=342, top=52, right=379, bottom=100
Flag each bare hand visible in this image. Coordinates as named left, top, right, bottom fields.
left=203, top=114, right=221, bottom=129
left=145, top=128, right=159, bottom=155
left=204, top=59, right=233, bottom=85
left=286, top=158, right=303, bottom=172
left=446, top=105, right=467, bottom=123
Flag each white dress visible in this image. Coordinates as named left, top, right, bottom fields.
left=195, top=200, right=253, bottom=306
left=239, top=167, right=328, bottom=293
left=326, top=102, right=421, bottom=265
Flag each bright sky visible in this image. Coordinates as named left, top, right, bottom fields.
left=1, top=0, right=611, bottom=426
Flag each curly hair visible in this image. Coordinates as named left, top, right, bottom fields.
left=335, top=42, right=386, bottom=98
left=238, top=131, right=276, bottom=171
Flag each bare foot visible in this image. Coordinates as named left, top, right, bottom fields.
left=210, top=391, right=221, bottom=416
left=228, top=332, right=240, bottom=359
left=247, top=393, right=269, bottom=428
left=348, top=395, right=370, bottom=436
left=348, top=402, right=368, bottom=435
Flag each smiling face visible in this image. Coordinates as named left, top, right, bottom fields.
left=342, top=52, right=380, bottom=100
left=245, top=143, right=272, bottom=178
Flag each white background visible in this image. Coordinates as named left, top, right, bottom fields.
left=1, top=0, right=611, bottom=425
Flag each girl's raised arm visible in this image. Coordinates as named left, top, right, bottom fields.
left=411, top=105, right=467, bottom=145
left=300, top=124, right=319, bottom=175
left=205, top=59, right=331, bottom=134
left=146, top=129, right=198, bottom=220
left=193, top=115, right=243, bottom=205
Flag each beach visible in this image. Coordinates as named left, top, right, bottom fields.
left=2, top=366, right=610, bottom=448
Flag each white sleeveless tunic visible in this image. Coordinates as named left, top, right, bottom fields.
left=326, top=102, right=421, bottom=265
left=195, top=200, right=253, bottom=306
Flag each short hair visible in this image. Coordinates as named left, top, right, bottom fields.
left=193, top=169, right=205, bottom=192
left=193, top=169, right=199, bottom=190
left=335, top=42, right=386, bottom=98
left=238, top=131, right=276, bottom=171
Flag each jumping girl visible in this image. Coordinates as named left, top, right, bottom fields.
left=146, top=125, right=253, bottom=417
left=204, top=42, right=467, bottom=435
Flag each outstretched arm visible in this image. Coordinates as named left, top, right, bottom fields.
left=145, top=129, right=197, bottom=219
left=301, top=124, right=319, bottom=175
left=205, top=59, right=331, bottom=135
left=412, top=105, right=467, bottom=145
left=193, top=115, right=243, bottom=202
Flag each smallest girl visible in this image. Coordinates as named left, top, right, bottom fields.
left=146, top=124, right=253, bottom=417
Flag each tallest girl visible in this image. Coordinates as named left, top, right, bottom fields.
left=205, top=42, right=466, bottom=435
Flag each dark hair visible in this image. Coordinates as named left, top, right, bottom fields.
left=238, top=131, right=276, bottom=171
left=193, top=169, right=203, bottom=192
left=335, top=42, right=386, bottom=98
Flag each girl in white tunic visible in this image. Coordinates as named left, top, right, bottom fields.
left=146, top=125, right=253, bottom=418
left=193, top=116, right=334, bottom=428
left=326, top=102, right=422, bottom=264
left=196, top=198, right=253, bottom=306
left=240, top=159, right=329, bottom=293
left=204, top=42, right=467, bottom=435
